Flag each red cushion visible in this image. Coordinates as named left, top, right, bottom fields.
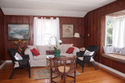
left=66, top=47, right=74, bottom=54
left=30, top=48, right=40, bottom=56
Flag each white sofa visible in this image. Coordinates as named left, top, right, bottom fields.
left=24, top=44, right=79, bottom=67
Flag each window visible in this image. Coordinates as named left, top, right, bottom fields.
left=105, top=15, right=125, bottom=48
left=33, top=17, right=60, bottom=46
left=105, top=16, right=113, bottom=46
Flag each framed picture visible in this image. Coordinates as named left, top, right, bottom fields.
left=8, top=24, right=29, bottom=40
left=62, top=24, right=74, bottom=38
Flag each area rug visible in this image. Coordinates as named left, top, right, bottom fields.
left=33, top=68, right=80, bottom=80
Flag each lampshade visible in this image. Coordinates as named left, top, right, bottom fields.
left=74, top=33, right=80, bottom=38
left=58, top=40, right=62, bottom=44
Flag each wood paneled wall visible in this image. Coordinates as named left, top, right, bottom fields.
left=3, top=16, right=84, bottom=60
left=0, top=8, right=5, bottom=64
left=4, top=16, right=33, bottom=60
left=84, top=0, right=125, bottom=71
left=101, top=55, right=125, bottom=73
left=60, top=17, right=84, bottom=47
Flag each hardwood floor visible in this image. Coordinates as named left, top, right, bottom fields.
left=0, top=63, right=124, bottom=83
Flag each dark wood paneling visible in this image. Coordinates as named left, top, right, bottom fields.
left=100, top=56, right=112, bottom=67
left=0, top=8, right=4, bottom=65
left=4, top=16, right=84, bottom=60
left=4, top=16, right=33, bottom=60
left=100, top=56, right=125, bottom=73
left=60, top=17, right=84, bottom=47
left=84, top=0, right=125, bottom=72
left=84, top=0, right=125, bottom=61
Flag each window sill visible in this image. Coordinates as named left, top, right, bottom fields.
left=102, top=53, right=125, bottom=64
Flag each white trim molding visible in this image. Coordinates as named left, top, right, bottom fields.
left=95, top=61, right=125, bottom=78
left=0, top=60, right=12, bottom=69
left=0, top=61, right=6, bottom=69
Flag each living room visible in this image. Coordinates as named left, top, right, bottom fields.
left=0, top=0, right=125, bottom=83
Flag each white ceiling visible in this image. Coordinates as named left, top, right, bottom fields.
left=0, top=0, right=116, bottom=17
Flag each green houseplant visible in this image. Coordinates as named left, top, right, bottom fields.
left=54, top=47, right=60, bottom=57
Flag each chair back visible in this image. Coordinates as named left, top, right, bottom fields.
left=8, top=48, right=17, bottom=64
left=85, top=45, right=98, bottom=57
left=50, top=56, right=76, bottom=75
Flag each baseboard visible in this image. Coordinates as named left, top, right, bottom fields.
left=5, top=60, right=12, bottom=63
left=95, top=61, right=125, bottom=79
left=0, top=61, right=6, bottom=69
left=0, top=60, right=12, bottom=69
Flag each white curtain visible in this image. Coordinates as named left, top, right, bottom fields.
left=112, top=16, right=125, bottom=48
left=34, top=17, right=60, bottom=46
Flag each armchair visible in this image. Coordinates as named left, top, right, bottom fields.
left=8, top=48, right=31, bottom=79
left=76, top=46, right=98, bottom=72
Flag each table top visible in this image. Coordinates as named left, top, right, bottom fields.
left=47, top=55, right=55, bottom=59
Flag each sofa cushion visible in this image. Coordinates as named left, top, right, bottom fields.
left=36, top=46, right=55, bottom=55
left=72, top=47, right=80, bottom=54
left=28, top=45, right=37, bottom=49
left=58, top=44, right=73, bottom=54
left=33, top=55, right=47, bottom=60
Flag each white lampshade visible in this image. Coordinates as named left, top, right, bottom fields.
left=58, top=40, right=62, bottom=44
left=74, top=33, right=80, bottom=38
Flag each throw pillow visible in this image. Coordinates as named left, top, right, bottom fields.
left=84, top=50, right=94, bottom=56
left=103, top=46, right=114, bottom=54
left=113, top=47, right=122, bottom=54
left=66, top=47, right=74, bottom=54
left=30, top=48, right=40, bottom=56
left=14, top=52, right=23, bottom=60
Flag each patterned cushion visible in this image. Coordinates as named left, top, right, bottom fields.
left=14, top=52, right=23, bottom=60
left=84, top=50, right=94, bottom=56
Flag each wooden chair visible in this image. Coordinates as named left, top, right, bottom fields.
left=76, top=45, right=98, bottom=72
left=49, top=56, right=76, bottom=83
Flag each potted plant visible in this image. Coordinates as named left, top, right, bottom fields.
left=54, top=47, right=61, bottom=57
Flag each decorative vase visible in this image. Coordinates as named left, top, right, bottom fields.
left=54, top=50, right=60, bottom=57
